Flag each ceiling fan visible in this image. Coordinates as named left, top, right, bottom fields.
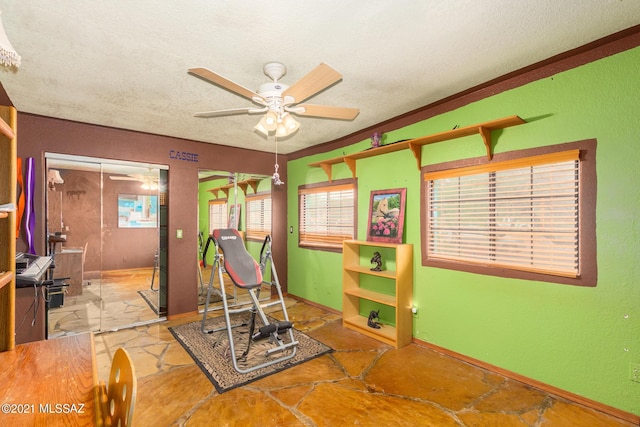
left=188, top=62, right=360, bottom=138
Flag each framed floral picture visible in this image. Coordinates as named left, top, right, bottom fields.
left=367, top=188, right=406, bottom=243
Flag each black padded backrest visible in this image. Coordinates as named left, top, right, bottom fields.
left=212, top=229, right=262, bottom=289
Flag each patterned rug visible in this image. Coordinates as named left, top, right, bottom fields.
left=169, top=312, right=333, bottom=393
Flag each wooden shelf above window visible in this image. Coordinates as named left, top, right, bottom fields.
left=309, top=115, right=526, bottom=181
left=208, top=178, right=261, bottom=199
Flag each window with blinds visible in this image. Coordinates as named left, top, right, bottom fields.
left=425, top=150, right=580, bottom=277
left=208, top=200, right=227, bottom=234
left=245, top=194, right=271, bottom=241
left=299, top=181, right=355, bottom=249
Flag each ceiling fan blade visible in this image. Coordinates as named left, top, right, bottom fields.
left=295, top=104, right=360, bottom=120
left=282, top=63, right=343, bottom=103
left=194, top=107, right=267, bottom=118
left=188, top=67, right=264, bottom=102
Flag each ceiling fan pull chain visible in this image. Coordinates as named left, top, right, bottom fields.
left=273, top=136, right=284, bottom=186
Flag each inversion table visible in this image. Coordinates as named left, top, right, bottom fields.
left=200, top=228, right=298, bottom=373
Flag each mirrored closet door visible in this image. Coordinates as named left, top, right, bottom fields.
left=197, top=170, right=273, bottom=312
left=45, top=153, right=168, bottom=337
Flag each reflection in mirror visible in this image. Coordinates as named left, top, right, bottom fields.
left=197, top=170, right=273, bottom=312
left=43, top=154, right=166, bottom=338
left=117, top=194, right=158, bottom=228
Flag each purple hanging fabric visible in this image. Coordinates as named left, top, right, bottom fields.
left=24, top=157, right=36, bottom=254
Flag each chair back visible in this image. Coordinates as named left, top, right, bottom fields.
left=100, top=347, right=137, bottom=427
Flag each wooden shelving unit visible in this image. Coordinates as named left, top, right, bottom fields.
left=0, top=271, right=13, bottom=290
left=310, top=115, right=526, bottom=181
left=0, top=105, right=17, bottom=351
left=342, top=240, right=413, bottom=348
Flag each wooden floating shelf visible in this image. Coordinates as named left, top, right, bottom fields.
left=208, top=178, right=261, bottom=199
left=309, top=115, right=526, bottom=181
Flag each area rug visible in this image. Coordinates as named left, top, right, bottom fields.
left=138, top=289, right=224, bottom=315
left=169, top=312, right=333, bottom=393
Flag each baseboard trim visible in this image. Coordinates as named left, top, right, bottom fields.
left=285, top=294, right=638, bottom=424
left=286, top=293, right=342, bottom=316
left=414, top=338, right=640, bottom=426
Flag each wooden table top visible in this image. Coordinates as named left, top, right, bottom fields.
left=0, top=333, right=98, bottom=426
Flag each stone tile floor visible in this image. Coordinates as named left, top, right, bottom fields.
left=48, top=265, right=257, bottom=338
left=48, top=268, right=160, bottom=337
left=94, top=297, right=636, bottom=426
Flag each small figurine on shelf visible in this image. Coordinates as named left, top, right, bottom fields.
left=371, top=132, right=382, bottom=148
left=367, top=310, right=381, bottom=329
left=370, top=251, right=382, bottom=271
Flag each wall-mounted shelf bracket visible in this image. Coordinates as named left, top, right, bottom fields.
left=407, top=142, right=422, bottom=170
left=239, top=178, right=260, bottom=195
left=343, top=158, right=356, bottom=180
left=208, top=178, right=263, bottom=198
left=307, top=157, right=346, bottom=183
left=478, top=126, right=493, bottom=160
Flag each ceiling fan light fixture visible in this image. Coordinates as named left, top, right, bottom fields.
left=255, top=110, right=279, bottom=135
left=254, top=121, right=269, bottom=136
left=275, top=113, right=300, bottom=137
left=282, top=113, right=299, bottom=131
left=263, top=110, right=278, bottom=130
left=141, top=182, right=158, bottom=190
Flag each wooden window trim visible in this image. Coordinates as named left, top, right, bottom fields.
left=298, top=178, right=357, bottom=252
left=245, top=192, right=271, bottom=242
left=208, top=199, right=228, bottom=235
left=420, top=139, right=597, bottom=287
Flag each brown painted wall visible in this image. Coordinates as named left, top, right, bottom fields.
left=47, top=169, right=103, bottom=274
left=48, top=169, right=158, bottom=273
left=102, top=174, right=158, bottom=271
left=15, top=113, right=288, bottom=317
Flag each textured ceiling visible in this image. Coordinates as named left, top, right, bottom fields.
left=0, top=1, right=638, bottom=154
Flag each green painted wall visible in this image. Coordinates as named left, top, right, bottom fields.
left=286, top=46, right=640, bottom=415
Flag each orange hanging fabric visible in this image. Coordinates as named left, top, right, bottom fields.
left=15, top=157, right=25, bottom=239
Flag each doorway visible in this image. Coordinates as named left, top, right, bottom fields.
left=45, top=153, right=168, bottom=337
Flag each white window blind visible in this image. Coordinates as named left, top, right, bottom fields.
left=208, top=200, right=227, bottom=234
left=299, top=183, right=355, bottom=248
left=425, top=150, right=580, bottom=277
left=246, top=194, right=271, bottom=240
